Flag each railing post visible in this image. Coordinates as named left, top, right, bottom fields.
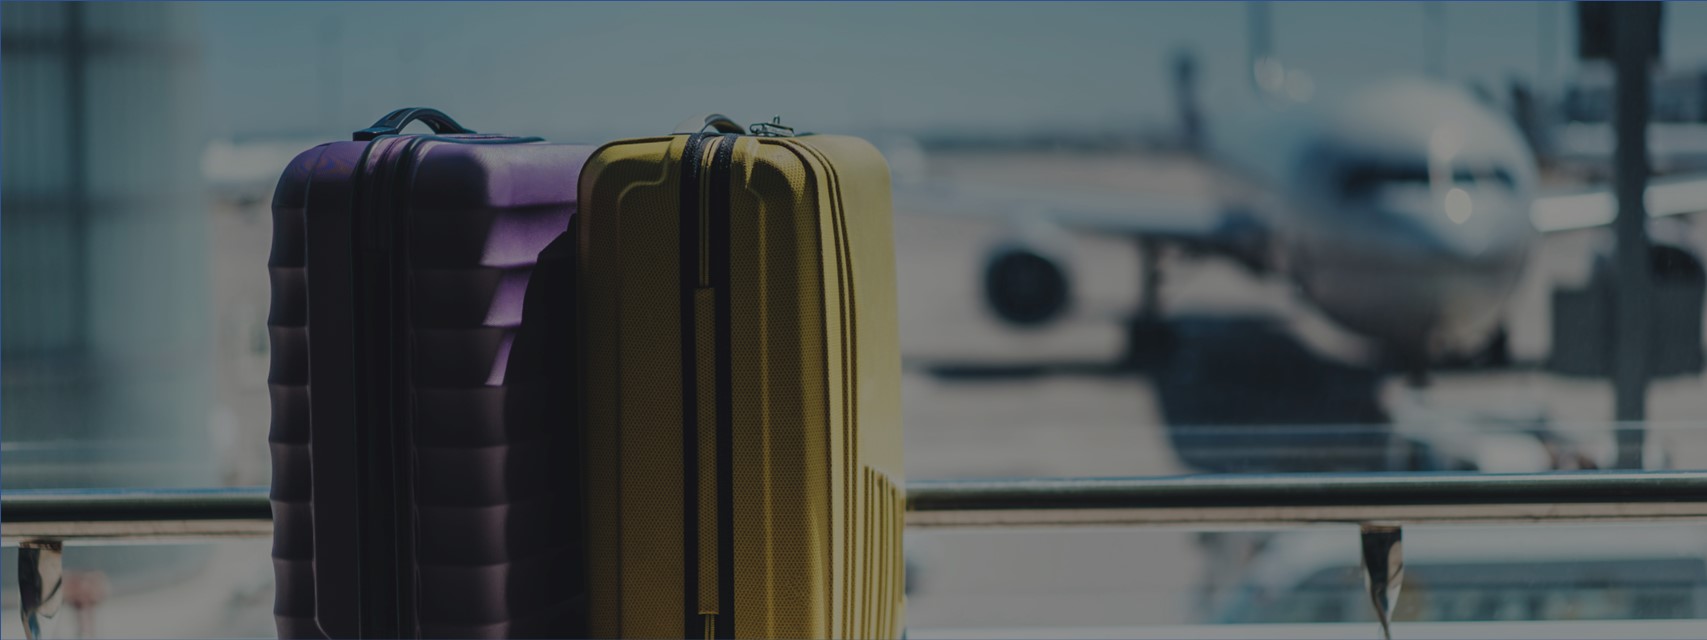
left=1359, top=524, right=1404, bottom=640
left=18, top=539, right=65, bottom=640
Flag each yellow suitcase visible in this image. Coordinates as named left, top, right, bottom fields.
left=575, top=116, right=905, bottom=639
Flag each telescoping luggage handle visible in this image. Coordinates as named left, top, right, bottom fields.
left=352, top=107, right=476, bottom=141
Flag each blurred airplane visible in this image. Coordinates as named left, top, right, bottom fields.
left=895, top=76, right=1707, bottom=378
left=199, top=78, right=1707, bottom=383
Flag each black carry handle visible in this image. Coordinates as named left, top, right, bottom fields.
left=672, top=113, right=745, bottom=135
left=353, top=107, right=476, bottom=141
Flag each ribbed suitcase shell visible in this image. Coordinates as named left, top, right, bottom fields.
left=269, top=134, right=591, bottom=638
left=576, top=133, right=905, bottom=639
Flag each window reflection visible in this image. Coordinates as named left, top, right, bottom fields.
left=1, top=2, right=215, bottom=491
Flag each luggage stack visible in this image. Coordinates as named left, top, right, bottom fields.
left=269, top=110, right=905, bottom=639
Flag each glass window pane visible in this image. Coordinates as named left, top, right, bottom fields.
left=6, top=2, right=1707, bottom=636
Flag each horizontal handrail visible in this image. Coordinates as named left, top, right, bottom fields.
left=905, top=470, right=1707, bottom=527
left=3, top=486, right=273, bottom=545
left=6, top=471, right=1707, bottom=545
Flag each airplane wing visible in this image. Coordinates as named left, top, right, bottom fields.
left=892, top=181, right=1232, bottom=244
left=1531, top=175, right=1707, bottom=233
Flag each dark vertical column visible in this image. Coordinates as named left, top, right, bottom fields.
left=65, top=2, right=88, bottom=348
left=1611, top=2, right=1659, bottom=469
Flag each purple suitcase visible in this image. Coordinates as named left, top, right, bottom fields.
left=269, top=109, right=590, bottom=638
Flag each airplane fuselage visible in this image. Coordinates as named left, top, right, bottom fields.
left=1209, top=80, right=1541, bottom=362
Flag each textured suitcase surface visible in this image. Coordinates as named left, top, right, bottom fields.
left=576, top=129, right=906, bottom=639
left=269, top=122, right=592, bottom=638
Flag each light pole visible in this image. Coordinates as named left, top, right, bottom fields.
left=1609, top=2, right=1660, bottom=469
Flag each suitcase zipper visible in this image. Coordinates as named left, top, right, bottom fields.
left=709, top=133, right=738, bottom=640
left=347, top=132, right=541, bottom=638
left=680, top=132, right=740, bottom=639
left=349, top=134, right=428, bottom=638
left=677, top=132, right=710, bottom=640
left=696, top=138, right=720, bottom=629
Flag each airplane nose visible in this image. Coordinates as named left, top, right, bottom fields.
left=1402, top=188, right=1536, bottom=345
left=1382, top=186, right=1535, bottom=261
left=1298, top=186, right=1537, bottom=353
left=1443, top=187, right=1473, bottom=224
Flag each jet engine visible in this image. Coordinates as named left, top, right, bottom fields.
left=982, top=237, right=1073, bottom=327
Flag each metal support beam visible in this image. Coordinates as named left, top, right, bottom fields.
left=1359, top=524, right=1403, bottom=640
left=1611, top=2, right=1659, bottom=469
left=64, top=1, right=90, bottom=351
left=18, top=540, right=64, bottom=640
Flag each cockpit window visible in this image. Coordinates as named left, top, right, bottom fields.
left=1339, top=162, right=1431, bottom=197
left=1339, top=162, right=1515, bottom=199
left=1455, top=167, right=1517, bottom=190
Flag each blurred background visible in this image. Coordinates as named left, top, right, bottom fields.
left=7, top=1, right=1707, bottom=637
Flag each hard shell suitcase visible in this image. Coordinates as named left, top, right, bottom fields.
left=574, top=116, right=906, bottom=639
left=269, top=109, right=591, bottom=638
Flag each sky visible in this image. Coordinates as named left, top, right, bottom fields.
left=195, top=2, right=1707, bottom=141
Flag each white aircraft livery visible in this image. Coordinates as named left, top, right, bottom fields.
left=896, top=77, right=1707, bottom=372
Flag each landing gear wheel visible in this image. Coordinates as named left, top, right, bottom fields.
left=1123, top=317, right=1176, bottom=370
left=1475, top=325, right=1511, bottom=368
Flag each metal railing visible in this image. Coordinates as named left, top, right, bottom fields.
left=7, top=470, right=1707, bottom=545
left=7, top=471, right=1707, bottom=639
left=906, top=470, right=1707, bottom=527
left=3, top=486, right=272, bottom=545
